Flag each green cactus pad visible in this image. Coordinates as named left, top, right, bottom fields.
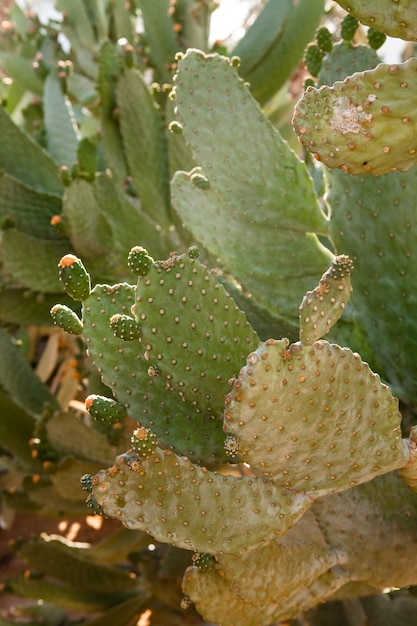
left=171, top=49, right=333, bottom=329
left=92, top=446, right=312, bottom=555
left=293, top=58, right=417, bottom=176
left=326, top=166, right=417, bottom=406
left=82, top=281, right=232, bottom=465
left=109, top=313, right=142, bottom=341
left=58, top=254, right=91, bottom=300
left=85, top=394, right=127, bottom=424
left=224, top=338, right=409, bottom=495
left=299, top=255, right=353, bottom=344
left=133, top=254, right=259, bottom=424
left=50, top=303, right=83, bottom=335
left=183, top=540, right=347, bottom=626
left=317, top=42, right=380, bottom=87
left=127, top=246, right=154, bottom=277
left=336, top=0, right=417, bottom=41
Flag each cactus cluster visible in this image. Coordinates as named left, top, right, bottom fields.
left=52, top=240, right=417, bottom=625
left=4, top=1, right=417, bottom=625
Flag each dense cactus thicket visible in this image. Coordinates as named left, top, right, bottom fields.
left=2, top=1, right=417, bottom=625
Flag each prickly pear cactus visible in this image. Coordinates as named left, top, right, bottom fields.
left=293, top=58, right=417, bottom=176
left=55, top=248, right=259, bottom=466
left=77, top=253, right=417, bottom=626
left=223, top=338, right=409, bottom=494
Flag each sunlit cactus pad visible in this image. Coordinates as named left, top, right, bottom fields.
left=224, top=338, right=409, bottom=494
left=293, top=58, right=417, bottom=175
left=91, top=446, right=312, bottom=555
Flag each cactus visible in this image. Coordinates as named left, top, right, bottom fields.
left=5, top=2, right=417, bottom=625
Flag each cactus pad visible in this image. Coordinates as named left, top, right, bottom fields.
left=127, top=246, right=154, bottom=277
left=58, top=254, right=91, bottom=300
left=133, top=254, right=259, bottom=423
left=312, top=471, right=417, bottom=589
left=85, top=394, right=127, bottom=424
left=299, top=255, right=353, bottom=344
left=171, top=48, right=333, bottom=328
left=109, top=313, right=142, bottom=341
left=224, top=338, right=409, bottom=495
left=50, top=303, right=83, bottom=334
left=183, top=540, right=348, bottom=626
left=91, top=446, right=312, bottom=555
left=327, top=166, right=417, bottom=406
left=293, top=58, right=417, bottom=175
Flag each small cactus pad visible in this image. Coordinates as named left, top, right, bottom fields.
left=326, top=166, right=417, bottom=406
left=50, top=303, right=83, bottom=334
left=299, top=255, right=353, bottom=344
left=336, top=0, right=417, bottom=41
left=58, top=254, right=91, bottom=300
left=293, top=58, right=417, bottom=176
left=127, top=246, right=154, bottom=277
left=183, top=540, right=347, bottom=626
left=91, top=446, right=312, bottom=555
left=109, top=313, right=142, bottom=340
left=85, top=395, right=128, bottom=424
left=130, top=427, right=158, bottom=459
left=367, top=28, right=387, bottom=50
left=224, top=338, right=410, bottom=495
left=340, top=14, right=359, bottom=42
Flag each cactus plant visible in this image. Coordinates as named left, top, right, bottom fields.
left=4, top=1, right=417, bottom=625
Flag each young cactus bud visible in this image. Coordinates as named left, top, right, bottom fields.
left=168, top=120, right=184, bottom=134
left=127, top=246, right=154, bottom=277
left=192, top=552, right=216, bottom=571
left=299, top=255, right=353, bottom=345
left=81, top=473, right=104, bottom=515
left=85, top=395, right=128, bottom=424
left=50, top=303, right=83, bottom=335
left=58, top=254, right=91, bottom=301
left=187, top=245, right=200, bottom=259
left=224, top=433, right=240, bottom=461
left=130, top=427, right=158, bottom=460
left=190, top=171, right=210, bottom=190
left=340, top=14, right=359, bottom=42
left=303, top=43, right=323, bottom=77
left=316, top=26, right=333, bottom=53
left=367, top=27, right=386, bottom=50
left=110, top=313, right=142, bottom=341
